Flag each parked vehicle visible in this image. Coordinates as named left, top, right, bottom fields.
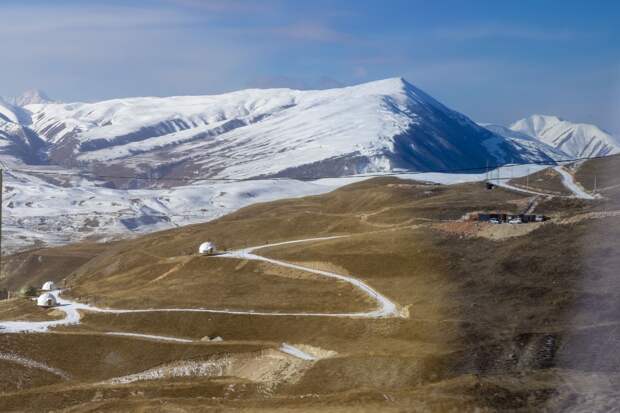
left=489, top=218, right=500, bottom=224
left=508, top=217, right=522, bottom=224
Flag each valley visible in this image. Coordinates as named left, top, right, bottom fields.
left=4, top=1, right=619, bottom=410
left=1, top=153, right=618, bottom=411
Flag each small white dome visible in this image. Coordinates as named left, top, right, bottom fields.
left=199, top=242, right=216, bottom=254
left=36, top=293, right=57, bottom=307
left=41, top=281, right=55, bottom=291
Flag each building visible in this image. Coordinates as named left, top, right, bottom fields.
left=477, top=213, right=549, bottom=224
left=199, top=242, right=216, bottom=255
left=36, top=292, right=58, bottom=308
left=41, top=281, right=55, bottom=291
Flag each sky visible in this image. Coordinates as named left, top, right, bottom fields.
left=1, top=0, right=619, bottom=132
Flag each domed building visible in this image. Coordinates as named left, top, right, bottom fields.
left=36, top=292, right=57, bottom=308
left=199, top=242, right=216, bottom=255
left=41, top=281, right=55, bottom=291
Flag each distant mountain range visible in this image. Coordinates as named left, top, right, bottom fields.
left=509, top=114, right=619, bottom=159
left=1, top=78, right=618, bottom=252
left=2, top=78, right=600, bottom=186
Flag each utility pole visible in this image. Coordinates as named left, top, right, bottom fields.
left=485, top=160, right=489, bottom=182
left=594, top=175, right=597, bottom=194
left=526, top=167, right=529, bottom=190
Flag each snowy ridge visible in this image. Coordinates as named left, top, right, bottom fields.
left=0, top=79, right=611, bottom=253
left=13, top=78, right=556, bottom=180
left=6, top=89, right=54, bottom=107
left=0, top=100, right=21, bottom=124
left=480, top=123, right=570, bottom=161
left=510, top=115, right=620, bottom=158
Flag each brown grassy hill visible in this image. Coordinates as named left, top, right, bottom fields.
left=2, top=171, right=620, bottom=411
left=575, top=153, right=620, bottom=198
left=0, top=242, right=108, bottom=292
left=507, top=167, right=572, bottom=196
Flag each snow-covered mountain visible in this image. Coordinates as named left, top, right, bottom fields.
left=0, top=100, right=45, bottom=164
left=509, top=115, right=620, bottom=159
left=9, top=78, right=556, bottom=183
left=7, top=89, right=54, bottom=107
left=480, top=123, right=570, bottom=161
left=3, top=78, right=602, bottom=253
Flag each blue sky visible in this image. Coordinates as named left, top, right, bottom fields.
left=1, top=0, right=619, bottom=132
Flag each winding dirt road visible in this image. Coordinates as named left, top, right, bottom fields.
left=0, top=236, right=402, bottom=335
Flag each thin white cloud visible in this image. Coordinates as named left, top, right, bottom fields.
left=271, top=22, right=352, bottom=43
left=0, top=3, right=261, bottom=100
left=433, top=25, right=586, bottom=41
left=0, top=5, right=199, bottom=35
left=164, top=0, right=273, bottom=14
left=244, top=75, right=344, bottom=90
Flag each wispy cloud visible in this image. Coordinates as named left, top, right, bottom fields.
left=433, top=25, right=586, bottom=41
left=164, top=0, right=273, bottom=14
left=271, top=22, right=352, bottom=43
left=244, top=75, right=344, bottom=90
left=0, top=2, right=260, bottom=99
left=0, top=4, right=198, bottom=35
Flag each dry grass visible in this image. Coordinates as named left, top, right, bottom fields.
left=69, top=256, right=373, bottom=313
left=0, top=297, right=64, bottom=322
left=2, top=170, right=620, bottom=411
left=575, top=154, right=620, bottom=192
left=0, top=242, right=108, bottom=292
left=508, top=167, right=572, bottom=196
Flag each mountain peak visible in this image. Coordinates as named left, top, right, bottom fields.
left=510, top=114, right=562, bottom=135
left=356, top=76, right=412, bottom=92
left=11, top=89, right=54, bottom=107
left=510, top=114, right=620, bottom=158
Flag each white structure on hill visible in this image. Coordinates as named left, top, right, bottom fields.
left=199, top=242, right=216, bottom=255
left=41, top=281, right=55, bottom=291
left=36, top=292, right=57, bottom=307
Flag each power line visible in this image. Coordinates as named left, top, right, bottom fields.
left=4, top=152, right=618, bottom=183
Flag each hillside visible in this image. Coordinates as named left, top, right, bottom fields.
left=2, top=160, right=620, bottom=411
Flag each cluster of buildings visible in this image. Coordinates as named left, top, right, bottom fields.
left=36, top=281, right=57, bottom=307
left=476, top=213, right=548, bottom=224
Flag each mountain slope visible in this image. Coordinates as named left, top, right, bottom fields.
left=8, top=89, right=54, bottom=107
left=510, top=115, right=619, bottom=158
left=481, top=123, right=570, bottom=161
left=20, top=78, right=555, bottom=180
left=0, top=100, right=45, bottom=164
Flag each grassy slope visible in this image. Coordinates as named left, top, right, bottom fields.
left=508, top=167, right=572, bottom=196
left=2, top=172, right=620, bottom=411
left=575, top=154, right=620, bottom=196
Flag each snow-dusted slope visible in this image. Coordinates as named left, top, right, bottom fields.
left=1, top=163, right=546, bottom=253
left=0, top=101, right=45, bottom=164
left=481, top=123, right=570, bottom=161
left=510, top=115, right=620, bottom=158
left=0, top=168, right=342, bottom=253
left=22, top=78, right=554, bottom=180
left=0, top=100, right=21, bottom=124
left=9, top=89, right=54, bottom=107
